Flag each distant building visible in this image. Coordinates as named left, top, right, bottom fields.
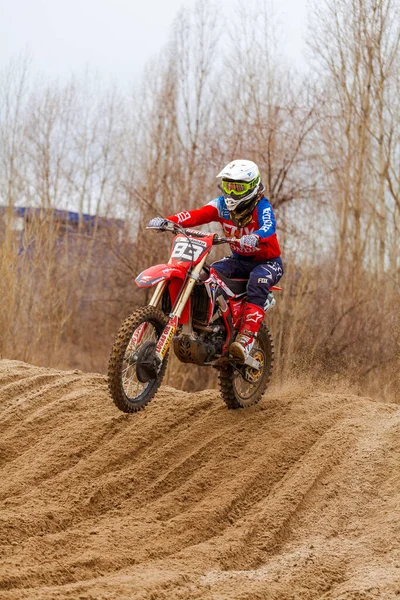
left=0, top=206, right=124, bottom=240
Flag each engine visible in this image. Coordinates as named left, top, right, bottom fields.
left=173, top=324, right=226, bottom=365
left=165, top=268, right=227, bottom=365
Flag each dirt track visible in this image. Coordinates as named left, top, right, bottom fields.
left=1, top=359, right=400, bottom=599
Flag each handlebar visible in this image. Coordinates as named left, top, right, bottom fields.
left=185, top=228, right=240, bottom=245
left=146, top=222, right=239, bottom=245
left=213, top=234, right=240, bottom=245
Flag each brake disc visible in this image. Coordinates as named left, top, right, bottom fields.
left=245, top=349, right=265, bottom=383
left=135, top=340, right=159, bottom=383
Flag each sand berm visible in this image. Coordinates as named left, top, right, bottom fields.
left=1, top=359, right=400, bottom=599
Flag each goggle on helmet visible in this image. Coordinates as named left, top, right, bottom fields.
left=221, top=174, right=261, bottom=197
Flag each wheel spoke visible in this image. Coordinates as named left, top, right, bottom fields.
left=122, top=363, right=133, bottom=375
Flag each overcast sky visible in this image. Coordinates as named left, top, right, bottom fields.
left=1, top=0, right=308, bottom=85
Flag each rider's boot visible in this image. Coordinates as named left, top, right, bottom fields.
left=229, top=302, right=265, bottom=363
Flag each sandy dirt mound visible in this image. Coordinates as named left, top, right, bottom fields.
left=1, top=359, right=400, bottom=600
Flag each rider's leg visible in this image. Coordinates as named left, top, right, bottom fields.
left=229, top=302, right=265, bottom=362
left=211, top=256, right=250, bottom=279
left=246, top=258, right=283, bottom=309
left=229, top=258, right=284, bottom=362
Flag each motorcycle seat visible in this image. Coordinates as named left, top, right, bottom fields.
left=213, top=269, right=248, bottom=296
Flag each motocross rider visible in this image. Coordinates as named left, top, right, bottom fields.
left=148, top=159, right=283, bottom=363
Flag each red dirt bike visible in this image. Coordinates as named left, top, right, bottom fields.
left=108, top=220, right=280, bottom=412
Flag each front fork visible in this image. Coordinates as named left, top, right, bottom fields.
left=153, top=256, right=207, bottom=363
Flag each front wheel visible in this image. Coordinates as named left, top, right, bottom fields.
left=108, top=306, right=168, bottom=413
left=218, top=323, right=274, bottom=409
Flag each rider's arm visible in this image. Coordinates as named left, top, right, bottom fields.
left=252, top=199, right=277, bottom=243
left=166, top=202, right=220, bottom=227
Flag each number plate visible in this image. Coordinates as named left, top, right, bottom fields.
left=171, top=237, right=207, bottom=262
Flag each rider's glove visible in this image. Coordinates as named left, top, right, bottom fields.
left=148, top=217, right=167, bottom=229
left=240, top=234, right=259, bottom=249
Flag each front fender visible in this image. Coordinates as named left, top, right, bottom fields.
left=135, top=263, right=187, bottom=288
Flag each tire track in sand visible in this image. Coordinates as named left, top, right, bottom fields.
left=1, top=360, right=400, bottom=600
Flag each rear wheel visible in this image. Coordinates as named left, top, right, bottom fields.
left=218, top=323, right=274, bottom=409
left=108, top=306, right=168, bottom=413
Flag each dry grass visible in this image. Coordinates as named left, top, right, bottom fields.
left=1, top=214, right=398, bottom=403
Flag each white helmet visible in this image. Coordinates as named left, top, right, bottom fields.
left=216, top=160, right=263, bottom=226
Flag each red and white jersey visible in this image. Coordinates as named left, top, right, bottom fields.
left=167, top=196, right=281, bottom=261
